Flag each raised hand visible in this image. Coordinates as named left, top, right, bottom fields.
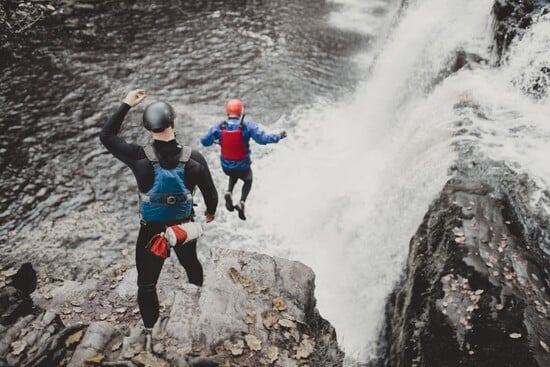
left=123, top=89, right=147, bottom=107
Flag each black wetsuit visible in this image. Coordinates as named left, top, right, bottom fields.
left=100, top=103, right=218, bottom=328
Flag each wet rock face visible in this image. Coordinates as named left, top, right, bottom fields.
left=384, top=178, right=550, bottom=367
left=0, top=248, right=343, bottom=366
left=491, top=0, right=548, bottom=62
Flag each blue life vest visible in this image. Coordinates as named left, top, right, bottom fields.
left=140, top=145, right=193, bottom=223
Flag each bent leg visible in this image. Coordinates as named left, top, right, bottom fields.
left=240, top=168, right=253, bottom=202
left=173, top=240, right=203, bottom=286
left=135, top=224, right=165, bottom=328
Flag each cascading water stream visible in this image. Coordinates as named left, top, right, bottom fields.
left=201, top=0, right=498, bottom=363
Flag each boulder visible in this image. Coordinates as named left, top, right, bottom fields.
left=491, top=0, right=549, bottom=62
left=0, top=248, right=343, bottom=366
left=384, top=175, right=550, bottom=366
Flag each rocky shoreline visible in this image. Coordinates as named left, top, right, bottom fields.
left=0, top=248, right=343, bottom=366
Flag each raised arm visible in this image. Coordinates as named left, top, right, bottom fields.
left=245, top=121, right=285, bottom=145
left=99, top=89, right=147, bottom=166
left=200, top=124, right=222, bottom=147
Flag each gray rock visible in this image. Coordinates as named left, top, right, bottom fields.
left=68, top=321, right=119, bottom=367
left=383, top=175, right=550, bottom=366
left=0, top=248, right=343, bottom=366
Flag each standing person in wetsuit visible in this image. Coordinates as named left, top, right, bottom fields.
left=100, top=89, right=218, bottom=349
left=200, top=99, right=286, bottom=220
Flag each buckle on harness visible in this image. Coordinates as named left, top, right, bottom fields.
left=166, top=196, right=177, bottom=205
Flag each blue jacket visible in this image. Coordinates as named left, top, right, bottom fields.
left=200, top=117, right=281, bottom=171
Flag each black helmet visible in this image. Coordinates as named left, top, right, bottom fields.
left=143, top=102, right=175, bottom=132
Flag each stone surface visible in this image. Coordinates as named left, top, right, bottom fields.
left=383, top=176, right=550, bottom=367
left=0, top=248, right=343, bottom=366
left=491, top=0, right=549, bottom=62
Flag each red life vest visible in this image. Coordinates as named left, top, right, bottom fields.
left=221, top=125, right=247, bottom=160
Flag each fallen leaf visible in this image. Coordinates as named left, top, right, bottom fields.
left=244, top=313, right=256, bottom=324
left=224, top=339, right=245, bottom=356
left=262, top=311, right=279, bottom=329
left=496, top=304, right=504, bottom=310
left=245, top=334, right=262, bottom=351
left=540, top=340, right=550, bottom=353
left=228, top=267, right=240, bottom=283
left=88, top=291, right=97, bottom=300
left=65, top=330, right=83, bottom=347
left=99, top=314, right=108, bottom=320
left=273, top=297, right=287, bottom=311
left=116, top=307, right=127, bottom=314
left=84, top=353, right=105, bottom=365
left=474, top=289, right=484, bottom=295
left=70, top=300, right=81, bottom=307
left=279, top=319, right=297, bottom=328
left=294, top=337, right=315, bottom=359
left=73, top=307, right=83, bottom=313
left=509, top=333, right=522, bottom=339
left=266, top=345, right=279, bottom=363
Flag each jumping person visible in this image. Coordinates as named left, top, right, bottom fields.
left=200, top=99, right=286, bottom=220
left=100, top=89, right=218, bottom=349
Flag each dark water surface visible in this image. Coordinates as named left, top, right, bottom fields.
left=0, top=0, right=367, bottom=278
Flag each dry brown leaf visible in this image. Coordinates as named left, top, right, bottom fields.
left=224, top=339, right=245, bottom=356
left=65, top=330, right=83, bottom=347
left=262, top=311, right=279, bottom=329
left=293, top=337, right=315, bottom=359
left=88, top=291, right=97, bottom=301
left=272, top=297, right=287, bottom=311
left=244, top=313, right=256, bottom=325
left=278, top=319, right=297, bottom=328
left=266, top=345, right=279, bottom=364
left=228, top=267, right=240, bottom=283
left=245, top=334, right=262, bottom=351
left=85, top=353, right=104, bottom=364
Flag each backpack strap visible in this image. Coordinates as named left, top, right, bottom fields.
left=179, top=146, right=192, bottom=163
left=219, top=120, right=228, bottom=130
left=143, top=145, right=158, bottom=162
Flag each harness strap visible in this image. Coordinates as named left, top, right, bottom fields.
left=140, top=192, right=193, bottom=204
left=144, top=145, right=157, bottom=162
left=179, top=146, right=192, bottom=163
left=219, top=115, right=246, bottom=131
left=144, top=144, right=192, bottom=163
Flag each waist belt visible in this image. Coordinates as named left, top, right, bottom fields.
left=140, top=192, right=192, bottom=205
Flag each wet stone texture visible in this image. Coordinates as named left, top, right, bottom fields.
left=0, top=248, right=343, bottom=367
left=492, top=0, right=549, bottom=62
left=384, top=177, right=550, bottom=367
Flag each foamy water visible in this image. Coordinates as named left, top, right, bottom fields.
left=199, top=0, right=511, bottom=363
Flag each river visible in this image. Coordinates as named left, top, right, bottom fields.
left=2, top=0, right=549, bottom=365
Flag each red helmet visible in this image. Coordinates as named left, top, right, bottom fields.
left=226, top=98, right=243, bottom=116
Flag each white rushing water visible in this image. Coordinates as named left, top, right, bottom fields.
left=200, top=0, right=550, bottom=364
